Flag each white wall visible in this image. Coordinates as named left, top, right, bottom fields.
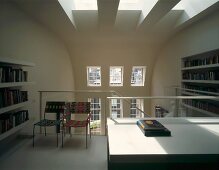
left=151, top=10, right=219, bottom=113
left=0, top=2, right=75, bottom=133
left=68, top=33, right=159, bottom=116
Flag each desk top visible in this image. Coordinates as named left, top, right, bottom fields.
left=107, top=117, right=219, bottom=163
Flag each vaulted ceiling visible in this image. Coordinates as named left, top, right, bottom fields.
left=3, top=0, right=219, bottom=45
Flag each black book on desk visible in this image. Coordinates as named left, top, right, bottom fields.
left=137, top=119, right=171, bottom=137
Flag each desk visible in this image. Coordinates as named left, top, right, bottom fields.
left=107, top=118, right=219, bottom=170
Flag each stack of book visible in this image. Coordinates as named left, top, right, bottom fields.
left=137, top=119, right=171, bottom=137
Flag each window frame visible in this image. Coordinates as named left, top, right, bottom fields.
left=87, top=66, right=101, bottom=87
left=88, top=97, right=101, bottom=134
left=130, top=99, right=144, bottom=118
left=131, top=66, right=146, bottom=86
left=110, top=99, right=123, bottom=118
left=109, top=66, right=124, bottom=86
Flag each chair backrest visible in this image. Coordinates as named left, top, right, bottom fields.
left=44, top=102, right=66, bottom=120
left=69, top=102, right=91, bottom=114
left=45, top=101, right=66, bottom=113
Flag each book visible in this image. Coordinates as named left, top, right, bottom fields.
left=137, top=119, right=171, bottom=137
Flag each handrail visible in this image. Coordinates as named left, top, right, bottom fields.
left=107, top=96, right=219, bottom=99
left=38, top=90, right=219, bottom=135
left=108, top=91, right=149, bottom=117
left=38, top=90, right=117, bottom=93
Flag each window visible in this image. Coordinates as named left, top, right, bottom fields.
left=110, top=66, right=123, bottom=86
left=87, top=66, right=101, bottom=86
left=88, top=98, right=101, bottom=134
left=111, top=99, right=123, bottom=118
left=130, top=99, right=144, bottom=118
left=131, top=66, right=146, bottom=86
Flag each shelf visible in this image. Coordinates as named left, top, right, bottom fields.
left=181, top=103, right=219, bottom=117
left=181, top=91, right=219, bottom=101
left=0, top=82, right=35, bottom=88
left=177, top=87, right=219, bottom=96
left=181, top=49, right=219, bottom=118
left=182, top=80, right=219, bottom=84
left=0, top=57, right=35, bottom=67
left=0, top=101, right=29, bottom=115
left=181, top=63, right=219, bottom=70
left=0, top=121, right=29, bottom=141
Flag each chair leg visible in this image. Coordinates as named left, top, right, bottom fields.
left=86, top=125, right=87, bottom=149
left=33, top=125, right=35, bottom=147
left=44, top=125, right=46, bottom=136
left=69, top=127, right=72, bottom=138
left=89, top=122, right=91, bottom=139
left=62, top=126, right=64, bottom=148
left=64, top=126, right=66, bottom=137
left=57, top=132, right=58, bottom=147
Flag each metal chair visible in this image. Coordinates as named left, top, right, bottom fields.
left=62, top=102, right=91, bottom=148
left=33, top=101, right=65, bottom=147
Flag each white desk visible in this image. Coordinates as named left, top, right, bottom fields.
left=107, top=118, right=219, bottom=169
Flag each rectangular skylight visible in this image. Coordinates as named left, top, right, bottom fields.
left=118, top=0, right=141, bottom=10
left=73, top=0, right=97, bottom=10
left=172, top=0, right=184, bottom=10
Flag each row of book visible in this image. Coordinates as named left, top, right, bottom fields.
left=183, top=55, right=219, bottom=68
left=182, top=71, right=219, bottom=80
left=0, top=66, right=28, bottom=83
left=0, top=110, right=29, bottom=134
left=183, top=99, right=219, bottom=114
left=182, top=84, right=219, bottom=93
left=0, top=89, right=28, bottom=108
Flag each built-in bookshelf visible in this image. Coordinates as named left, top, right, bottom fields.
left=181, top=49, right=219, bottom=117
left=0, top=58, right=34, bottom=141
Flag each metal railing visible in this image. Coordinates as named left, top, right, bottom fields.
left=37, top=90, right=219, bottom=135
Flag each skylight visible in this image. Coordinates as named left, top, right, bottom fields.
left=172, top=0, right=185, bottom=10
left=73, top=0, right=97, bottom=10
left=118, top=0, right=141, bottom=10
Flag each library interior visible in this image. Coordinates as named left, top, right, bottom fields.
left=0, top=0, right=219, bottom=170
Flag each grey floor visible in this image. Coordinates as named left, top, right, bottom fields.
left=0, top=134, right=108, bottom=170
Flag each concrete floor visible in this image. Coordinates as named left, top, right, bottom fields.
left=0, top=134, right=108, bottom=170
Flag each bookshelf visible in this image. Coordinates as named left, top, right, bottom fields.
left=181, top=49, right=219, bottom=117
left=0, top=58, right=34, bottom=141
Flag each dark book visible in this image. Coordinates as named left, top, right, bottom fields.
left=137, top=119, right=171, bottom=137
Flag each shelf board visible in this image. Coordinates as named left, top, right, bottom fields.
left=0, top=121, right=29, bottom=141
left=181, top=103, right=219, bottom=117
left=0, top=82, right=35, bottom=88
left=0, top=101, right=29, bottom=114
left=182, top=80, right=219, bottom=84
left=177, top=87, right=219, bottom=96
left=0, top=57, right=35, bottom=67
left=181, top=63, right=219, bottom=70
left=181, top=91, right=219, bottom=101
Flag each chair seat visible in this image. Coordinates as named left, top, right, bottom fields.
left=64, top=120, right=88, bottom=127
left=34, top=119, right=61, bottom=126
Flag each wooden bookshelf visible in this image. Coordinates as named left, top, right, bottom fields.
left=0, top=58, right=34, bottom=140
left=181, top=63, right=219, bottom=71
left=0, top=121, right=29, bottom=141
left=181, top=103, right=219, bottom=117
left=0, top=57, right=35, bottom=67
left=176, top=87, right=219, bottom=96
left=0, top=82, right=34, bottom=88
left=0, top=101, right=30, bottom=115
left=181, top=49, right=219, bottom=117
left=181, top=80, right=219, bottom=84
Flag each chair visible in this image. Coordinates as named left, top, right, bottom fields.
left=33, top=101, right=65, bottom=147
left=62, top=102, right=91, bottom=148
